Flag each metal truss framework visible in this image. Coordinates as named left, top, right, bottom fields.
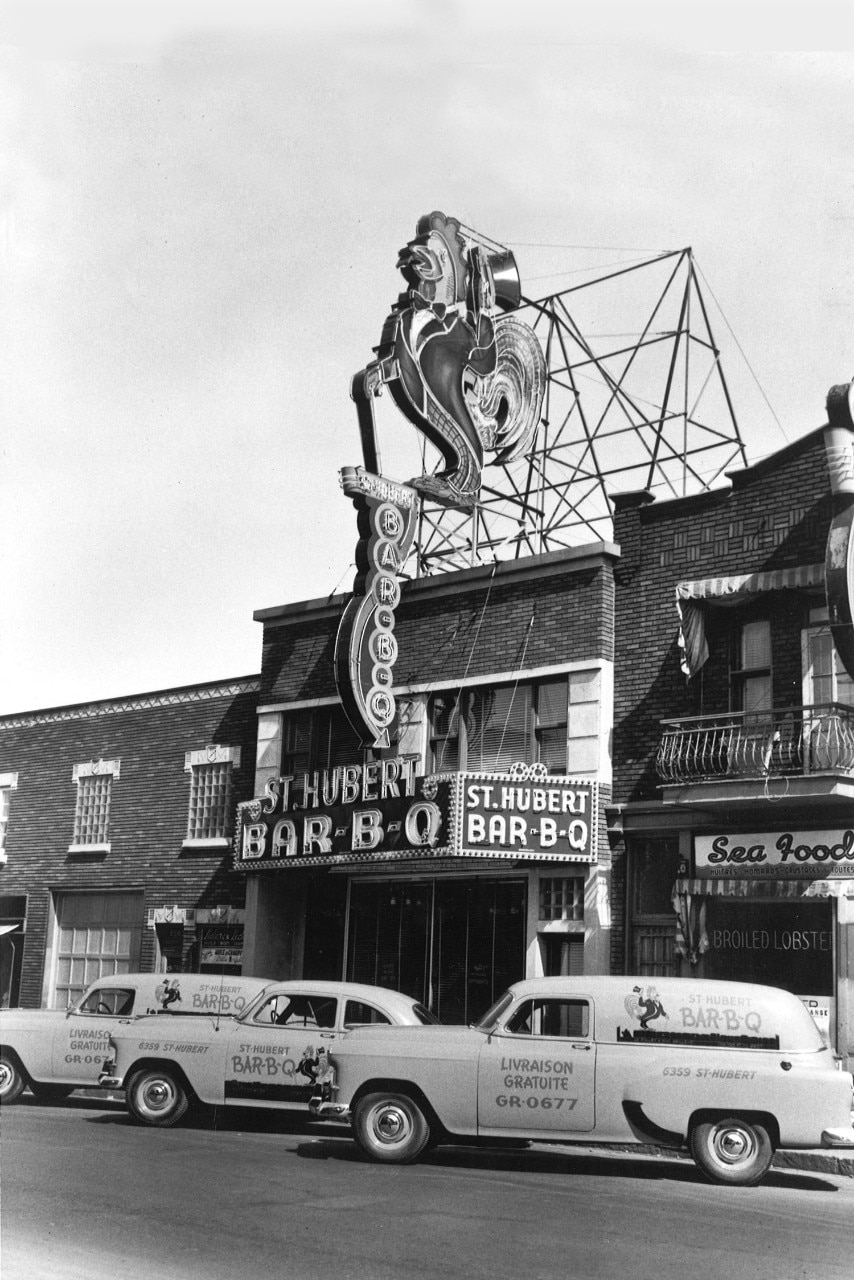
left=408, top=248, right=748, bottom=575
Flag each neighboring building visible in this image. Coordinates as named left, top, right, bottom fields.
left=611, top=421, right=854, bottom=1067
left=0, top=676, right=259, bottom=1008
left=239, top=544, right=617, bottom=1024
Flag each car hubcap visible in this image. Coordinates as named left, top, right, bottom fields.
left=372, top=1104, right=410, bottom=1146
left=0, top=1062, right=12, bottom=1093
left=142, top=1080, right=173, bottom=1112
left=714, top=1124, right=754, bottom=1165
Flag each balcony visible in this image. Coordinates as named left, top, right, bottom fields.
left=656, top=703, right=854, bottom=809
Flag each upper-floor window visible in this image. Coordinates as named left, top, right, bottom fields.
left=0, top=772, right=18, bottom=863
left=803, top=614, right=854, bottom=709
left=731, top=619, right=772, bottom=715
left=281, top=705, right=365, bottom=778
left=184, top=746, right=241, bottom=844
left=71, top=760, right=120, bottom=851
left=429, top=678, right=569, bottom=773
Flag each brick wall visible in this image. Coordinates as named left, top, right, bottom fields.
left=612, top=427, right=833, bottom=805
left=0, top=678, right=259, bottom=1007
left=260, top=549, right=616, bottom=704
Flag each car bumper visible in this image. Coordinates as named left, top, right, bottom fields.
left=309, top=1097, right=351, bottom=1122
left=821, top=1126, right=854, bottom=1148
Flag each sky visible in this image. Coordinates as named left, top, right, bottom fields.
left=2, top=0, right=853, bottom=715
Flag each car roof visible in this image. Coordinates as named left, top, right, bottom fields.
left=254, top=980, right=421, bottom=1015
left=83, top=973, right=270, bottom=991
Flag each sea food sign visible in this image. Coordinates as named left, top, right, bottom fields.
left=236, top=758, right=453, bottom=869
left=696, top=829, right=854, bottom=877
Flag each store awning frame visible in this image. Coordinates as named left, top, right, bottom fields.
left=674, top=875, right=853, bottom=898
left=676, top=563, right=826, bottom=679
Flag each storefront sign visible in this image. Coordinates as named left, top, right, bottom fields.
left=334, top=468, right=419, bottom=749
left=199, top=924, right=244, bottom=968
left=454, top=768, right=598, bottom=863
left=695, top=829, right=854, bottom=877
left=236, top=757, right=453, bottom=869
left=237, top=761, right=597, bottom=869
left=801, top=995, right=834, bottom=1046
left=701, top=900, right=834, bottom=1001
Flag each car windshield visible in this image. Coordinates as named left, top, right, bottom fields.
left=472, top=990, right=514, bottom=1031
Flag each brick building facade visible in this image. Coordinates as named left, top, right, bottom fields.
left=0, top=677, right=260, bottom=1009
left=611, top=424, right=854, bottom=1067
left=241, top=544, right=617, bottom=1024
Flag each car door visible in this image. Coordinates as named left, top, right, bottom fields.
left=477, top=995, right=596, bottom=1134
left=223, top=991, right=339, bottom=1107
left=51, top=983, right=137, bottom=1084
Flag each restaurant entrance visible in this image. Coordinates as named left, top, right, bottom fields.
left=345, top=876, right=527, bottom=1024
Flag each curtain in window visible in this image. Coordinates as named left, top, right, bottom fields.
left=468, top=685, right=531, bottom=771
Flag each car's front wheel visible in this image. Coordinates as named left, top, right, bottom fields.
left=690, top=1116, right=774, bottom=1186
left=352, top=1091, right=432, bottom=1164
left=126, top=1067, right=189, bottom=1127
left=0, top=1053, right=26, bottom=1104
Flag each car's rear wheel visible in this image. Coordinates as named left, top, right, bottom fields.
left=690, top=1116, right=774, bottom=1186
left=352, top=1091, right=431, bottom=1164
left=0, top=1053, right=26, bottom=1104
left=28, top=1082, right=74, bottom=1103
left=126, top=1067, right=189, bottom=1127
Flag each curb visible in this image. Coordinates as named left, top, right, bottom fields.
left=565, top=1141, right=854, bottom=1178
left=772, top=1148, right=854, bottom=1177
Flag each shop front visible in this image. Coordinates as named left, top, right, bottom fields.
left=672, top=825, right=854, bottom=1062
left=238, top=759, right=605, bottom=1023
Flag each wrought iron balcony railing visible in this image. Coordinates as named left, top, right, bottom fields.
left=656, top=703, right=854, bottom=785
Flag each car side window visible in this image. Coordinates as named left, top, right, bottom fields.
left=343, top=1000, right=392, bottom=1029
left=76, top=988, right=135, bottom=1017
left=506, top=998, right=589, bottom=1039
left=252, top=994, right=338, bottom=1029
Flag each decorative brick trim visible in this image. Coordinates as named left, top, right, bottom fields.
left=184, top=745, right=242, bottom=773
left=0, top=678, right=261, bottom=731
left=72, top=758, right=121, bottom=782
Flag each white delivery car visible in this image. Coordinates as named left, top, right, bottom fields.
left=309, top=975, right=854, bottom=1186
left=0, top=972, right=271, bottom=1104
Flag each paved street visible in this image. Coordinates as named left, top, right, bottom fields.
left=2, top=1095, right=853, bottom=1280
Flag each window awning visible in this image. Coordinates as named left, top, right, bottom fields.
left=673, top=876, right=852, bottom=899
left=671, top=872, right=849, bottom=964
left=676, top=563, right=826, bottom=678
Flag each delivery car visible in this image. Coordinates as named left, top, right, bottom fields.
left=99, top=980, right=439, bottom=1125
left=308, top=976, right=854, bottom=1187
left=0, top=972, right=270, bottom=1104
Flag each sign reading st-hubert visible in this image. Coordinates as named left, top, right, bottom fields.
left=236, top=757, right=452, bottom=869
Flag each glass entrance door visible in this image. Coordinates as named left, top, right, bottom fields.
left=346, top=877, right=526, bottom=1024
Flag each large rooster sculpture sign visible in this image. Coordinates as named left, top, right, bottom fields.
left=336, top=211, right=546, bottom=748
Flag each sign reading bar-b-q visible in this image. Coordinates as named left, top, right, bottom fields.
left=236, top=760, right=597, bottom=869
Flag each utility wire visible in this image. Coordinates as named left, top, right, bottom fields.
left=694, top=261, right=789, bottom=444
